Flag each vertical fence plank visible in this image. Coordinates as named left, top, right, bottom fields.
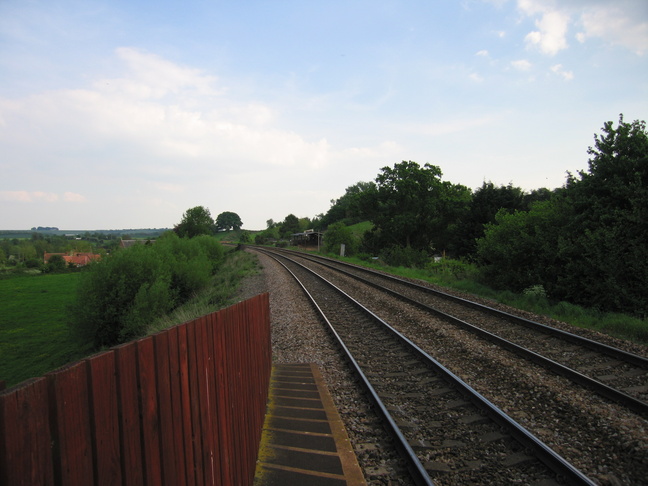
left=47, top=361, right=95, bottom=486
left=195, top=317, right=216, bottom=485
left=153, top=331, right=179, bottom=486
left=176, top=323, right=196, bottom=486
left=0, top=378, right=54, bottom=486
left=136, top=337, right=163, bottom=486
left=227, top=305, right=245, bottom=484
left=209, top=310, right=229, bottom=486
left=114, top=342, right=144, bottom=486
left=86, top=351, right=122, bottom=486
left=166, top=326, right=188, bottom=485
left=185, top=320, right=205, bottom=486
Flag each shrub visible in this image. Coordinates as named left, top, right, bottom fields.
left=44, top=254, right=66, bottom=273
left=323, top=222, right=360, bottom=256
left=70, top=233, right=224, bottom=348
left=426, top=259, right=478, bottom=281
left=379, top=245, right=429, bottom=268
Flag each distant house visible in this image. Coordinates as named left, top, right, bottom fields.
left=44, top=252, right=101, bottom=267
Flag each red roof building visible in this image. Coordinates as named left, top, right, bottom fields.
left=44, top=252, right=101, bottom=267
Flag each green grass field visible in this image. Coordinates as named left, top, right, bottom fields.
left=0, top=273, right=91, bottom=388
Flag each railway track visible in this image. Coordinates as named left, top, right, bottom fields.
left=264, top=247, right=648, bottom=418
left=257, top=247, right=598, bottom=485
left=251, top=246, right=648, bottom=485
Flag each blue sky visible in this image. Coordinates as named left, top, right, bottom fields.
left=1, top=0, right=646, bottom=230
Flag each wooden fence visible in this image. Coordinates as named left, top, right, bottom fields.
left=0, top=293, right=272, bottom=486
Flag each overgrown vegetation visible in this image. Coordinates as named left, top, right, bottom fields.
left=327, top=252, right=648, bottom=344
left=147, top=247, right=260, bottom=334
left=70, top=233, right=226, bottom=348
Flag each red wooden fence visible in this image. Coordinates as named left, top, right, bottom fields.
left=0, top=293, right=272, bottom=486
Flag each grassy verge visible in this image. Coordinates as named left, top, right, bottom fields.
left=0, top=273, right=92, bottom=388
left=146, top=247, right=261, bottom=335
left=326, top=252, right=648, bottom=346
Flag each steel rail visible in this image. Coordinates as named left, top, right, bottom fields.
left=255, top=246, right=648, bottom=416
left=278, top=248, right=648, bottom=418
left=264, top=253, right=435, bottom=486
left=259, top=248, right=597, bottom=486
left=272, top=247, right=648, bottom=368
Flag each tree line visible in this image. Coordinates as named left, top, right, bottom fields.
left=300, top=115, right=646, bottom=317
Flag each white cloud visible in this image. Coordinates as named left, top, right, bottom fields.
left=516, top=0, right=647, bottom=55
left=550, top=64, right=574, bottom=80
left=63, top=192, right=86, bottom=202
left=0, top=47, right=332, bottom=176
left=524, top=9, right=570, bottom=55
left=511, top=59, right=532, bottom=70
left=476, top=49, right=490, bottom=57
left=578, top=5, right=648, bottom=55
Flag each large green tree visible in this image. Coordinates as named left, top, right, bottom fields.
left=477, top=115, right=648, bottom=315
left=215, top=211, right=243, bottom=231
left=559, top=115, right=648, bottom=314
left=320, top=181, right=376, bottom=228
left=363, top=161, right=470, bottom=253
left=279, top=214, right=301, bottom=238
left=453, top=181, right=528, bottom=258
left=174, top=206, right=214, bottom=238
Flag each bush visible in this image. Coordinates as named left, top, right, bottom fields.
left=323, top=222, right=360, bottom=256
left=379, top=245, right=429, bottom=268
left=426, top=259, right=477, bottom=280
left=70, top=233, right=224, bottom=348
left=44, top=254, right=66, bottom=273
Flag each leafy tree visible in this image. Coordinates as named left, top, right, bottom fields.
left=323, top=222, right=359, bottom=255
left=320, top=181, right=376, bottom=228
left=558, top=115, right=648, bottom=315
left=174, top=206, right=214, bottom=238
left=477, top=115, right=648, bottom=316
left=45, top=254, right=67, bottom=273
left=363, top=161, right=470, bottom=253
left=476, top=198, right=570, bottom=291
left=280, top=214, right=301, bottom=238
left=215, top=211, right=243, bottom=231
left=453, top=181, right=528, bottom=258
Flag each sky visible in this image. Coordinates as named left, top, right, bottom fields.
left=1, top=0, right=646, bottom=231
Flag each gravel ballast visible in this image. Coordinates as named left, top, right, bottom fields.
left=235, top=249, right=648, bottom=485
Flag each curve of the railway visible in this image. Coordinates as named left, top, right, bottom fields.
left=250, top=246, right=648, bottom=485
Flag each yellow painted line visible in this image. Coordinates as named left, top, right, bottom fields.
left=257, top=462, right=347, bottom=480
left=310, top=363, right=368, bottom=486
left=263, top=426, right=333, bottom=438
left=268, top=443, right=341, bottom=456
